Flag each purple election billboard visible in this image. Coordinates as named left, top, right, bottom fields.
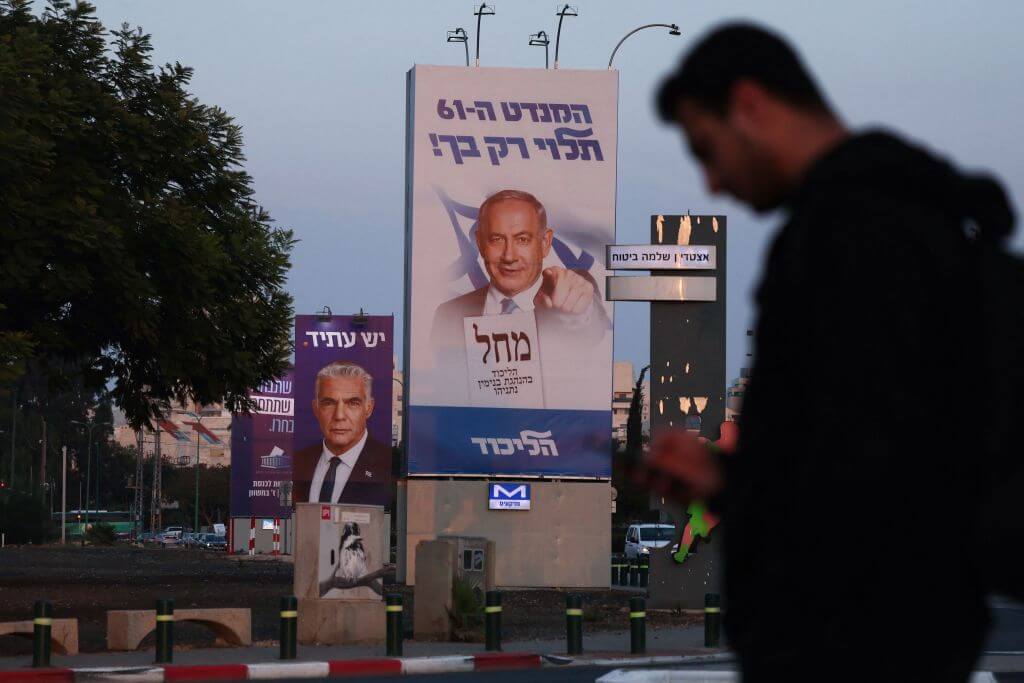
left=230, top=372, right=294, bottom=518
left=293, top=315, right=393, bottom=508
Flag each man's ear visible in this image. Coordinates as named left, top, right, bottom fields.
left=728, top=79, right=770, bottom=132
left=542, top=228, right=553, bottom=256
left=365, top=397, right=375, bottom=418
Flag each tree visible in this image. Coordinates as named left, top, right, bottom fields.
left=0, top=1, right=294, bottom=428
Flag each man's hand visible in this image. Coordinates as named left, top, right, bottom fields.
left=639, top=422, right=737, bottom=503
left=538, top=266, right=595, bottom=315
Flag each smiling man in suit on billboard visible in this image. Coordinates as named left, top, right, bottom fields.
left=429, top=189, right=610, bottom=360
left=292, top=361, right=391, bottom=506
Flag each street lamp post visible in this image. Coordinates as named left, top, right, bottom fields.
left=472, top=3, right=495, bottom=67
left=446, top=28, right=469, bottom=67
left=184, top=410, right=204, bottom=535
left=529, top=31, right=550, bottom=69
left=71, top=418, right=110, bottom=544
left=553, top=4, right=578, bottom=70
left=607, top=23, right=681, bottom=69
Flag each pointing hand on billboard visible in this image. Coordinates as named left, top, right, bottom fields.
left=538, top=266, right=595, bottom=315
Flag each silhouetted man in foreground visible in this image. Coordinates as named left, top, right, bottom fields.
left=648, top=23, right=1015, bottom=681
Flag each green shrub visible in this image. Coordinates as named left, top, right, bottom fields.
left=0, top=491, right=53, bottom=544
left=448, top=578, right=483, bottom=641
left=86, top=521, right=118, bottom=545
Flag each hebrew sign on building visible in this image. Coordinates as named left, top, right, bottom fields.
left=404, top=65, right=617, bottom=477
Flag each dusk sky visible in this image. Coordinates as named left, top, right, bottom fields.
left=93, top=1, right=1024, bottom=383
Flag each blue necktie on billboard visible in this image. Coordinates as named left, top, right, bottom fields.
left=319, top=457, right=341, bottom=503
left=500, top=298, right=519, bottom=314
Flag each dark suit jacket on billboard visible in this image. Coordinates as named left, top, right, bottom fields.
left=429, top=271, right=611, bottom=360
left=292, top=437, right=391, bottom=507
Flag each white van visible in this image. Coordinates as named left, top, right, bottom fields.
left=624, top=523, right=676, bottom=560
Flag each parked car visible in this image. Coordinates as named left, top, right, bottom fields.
left=198, top=534, right=226, bottom=550
left=162, top=526, right=184, bottom=539
left=624, top=523, right=676, bottom=560
left=158, top=533, right=181, bottom=548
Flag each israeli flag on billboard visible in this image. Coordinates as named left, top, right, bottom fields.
left=488, top=483, right=531, bottom=510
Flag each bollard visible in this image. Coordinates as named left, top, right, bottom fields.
left=704, top=592, right=721, bottom=647
left=629, top=596, right=646, bottom=654
left=610, top=557, right=617, bottom=585
left=565, top=593, right=583, bottom=655
left=485, top=590, right=502, bottom=651
left=629, top=559, right=639, bottom=587
left=385, top=594, right=403, bottom=656
left=155, top=598, right=174, bottom=663
left=32, top=601, right=52, bottom=668
left=279, top=596, right=297, bottom=660
left=639, top=557, right=649, bottom=588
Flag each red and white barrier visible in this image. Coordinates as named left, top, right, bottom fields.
left=248, top=516, right=255, bottom=556
left=272, top=517, right=280, bottom=556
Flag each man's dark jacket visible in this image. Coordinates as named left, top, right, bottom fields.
left=292, top=436, right=391, bottom=506
left=722, top=132, right=1014, bottom=680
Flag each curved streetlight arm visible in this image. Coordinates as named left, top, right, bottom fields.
left=608, top=23, right=681, bottom=69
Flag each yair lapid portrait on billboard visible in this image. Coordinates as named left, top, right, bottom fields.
left=230, top=370, right=295, bottom=518
left=405, top=65, right=617, bottom=477
left=293, top=315, right=394, bottom=507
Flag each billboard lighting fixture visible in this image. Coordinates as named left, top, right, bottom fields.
left=472, top=4, right=495, bottom=67
left=446, top=27, right=469, bottom=67
left=316, top=306, right=332, bottom=323
left=553, top=4, right=578, bottom=70
left=353, top=308, right=369, bottom=328
left=607, top=23, right=682, bottom=70
left=529, top=30, right=550, bottom=69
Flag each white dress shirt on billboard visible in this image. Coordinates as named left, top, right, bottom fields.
left=309, top=430, right=368, bottom=504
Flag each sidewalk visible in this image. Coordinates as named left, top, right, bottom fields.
left=0, top=626, right=713, bottom=670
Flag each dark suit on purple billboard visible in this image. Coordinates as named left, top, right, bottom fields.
left=292, top=437, right=392, bottom=507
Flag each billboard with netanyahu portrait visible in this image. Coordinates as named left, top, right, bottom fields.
left=404, top=65, right=616, bottom=477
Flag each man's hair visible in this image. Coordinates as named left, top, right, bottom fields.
left=656, top=23, right=831, bottom=121
left=478, top=189, right=548, bottom=234
left=315, top=361, right=373, bottom=401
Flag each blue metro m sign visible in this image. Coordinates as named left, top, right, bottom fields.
left=488, top=483, right=531, bottom=510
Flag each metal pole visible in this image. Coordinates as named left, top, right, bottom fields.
left=464, top=39, right=469, bottom=68
left=386, top=594, right=403, bottom=656
left=83, top=425, right=92, bottom=545
left=485, top=590, right=502, bottom=651
left=565, top=593, right=583, bottom=655
left=10, top=389, right=16, bottom=490
left=94, top=438, right=101, bottom=511
left=155, top=598, right=174, bottom=663
left=629, top=596, right=646, bottom=654
left=40, top=417, right=46, bottom=495
left=194, top=425, right=200, bottom=534
left=474, top=4, right=484, bottom=67
left=32, top=600, right=52, bottom=667
left=554, top=4, right=574, bottom=70
left=704, top=592, right=721, bottom=647
left=60, top=447, right=66, bottom=545
left=279, top=596, right=297, bottom=659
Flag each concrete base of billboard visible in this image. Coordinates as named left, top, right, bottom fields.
left=297, top=598, right=385, bottom=645
left=412, top=540, right=455, bottom=640
left=398, top=479, right=611, bottom=588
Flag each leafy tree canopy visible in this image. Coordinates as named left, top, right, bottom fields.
left=0, top=0, right=294, bottom=427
